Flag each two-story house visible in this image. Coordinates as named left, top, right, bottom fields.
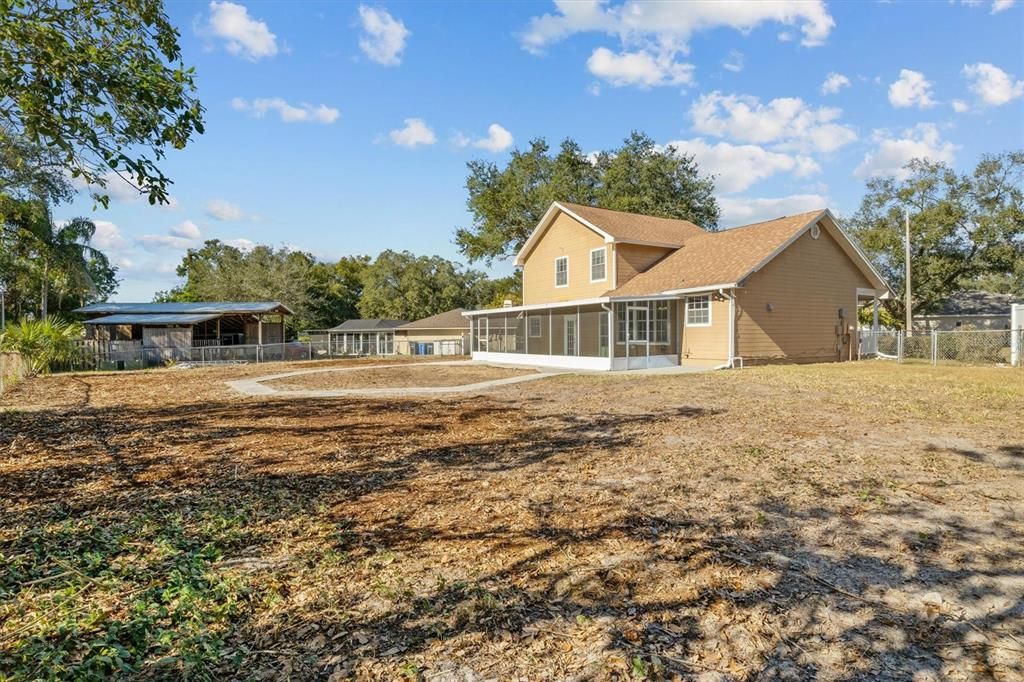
left=463, top=201, right=891, bottom=370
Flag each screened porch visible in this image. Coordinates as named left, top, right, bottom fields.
left=467, top=299, right=680, bottom=370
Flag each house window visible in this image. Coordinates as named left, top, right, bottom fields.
left=653, top=301, right=670, bottom=344
left=615, top=302, right=627, bottom=343
left=555, top=256, right=568, bottom=287
left=686, top=295, right=711, bottom=326
left=590, top=247, right=606, bottom=282
left=528, top=315, right=542, bottom=338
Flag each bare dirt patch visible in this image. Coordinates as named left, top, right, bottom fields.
left=1, top=359, right=1022, bottom=680
left=263, top=363, right=537, bottom=391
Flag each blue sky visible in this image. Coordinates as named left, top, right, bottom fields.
left=61, top=0, right=1024, bottom=301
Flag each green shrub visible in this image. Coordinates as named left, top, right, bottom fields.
left=0, top=317, right=83, bottom=374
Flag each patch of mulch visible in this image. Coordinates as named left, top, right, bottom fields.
left=1, top=361, right=1022, bottom=680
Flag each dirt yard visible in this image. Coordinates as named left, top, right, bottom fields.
left=1, top=358, right=1021, bottom=680
left=263, top=363, right=537, bottom=391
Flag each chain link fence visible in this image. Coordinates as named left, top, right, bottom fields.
left=859, top=329, right=1023, bottom=367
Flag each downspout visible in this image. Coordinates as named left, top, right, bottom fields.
left=719, top=288, right=737, bottom=369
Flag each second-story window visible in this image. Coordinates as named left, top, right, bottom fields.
left=555, top=256, right=568, bottom=287
left=590, top=247, right=606, bottom=282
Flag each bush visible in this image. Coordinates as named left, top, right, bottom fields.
left=0, top=317, right=83, bottom=374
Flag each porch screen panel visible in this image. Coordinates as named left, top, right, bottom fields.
left=578, top=306, right=605, bottom=357
left=550, top=310, right=566, bottom=356
left=509, top=314, right=525, bottom=354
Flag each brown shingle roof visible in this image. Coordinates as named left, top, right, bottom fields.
left=558, top=202, right=706, bottom=246
left=399, top=308, right=470, bottom=330
left=609, top=209, right=826, bottom=297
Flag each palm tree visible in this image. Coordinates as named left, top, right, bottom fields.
left=11, top=201, right=109, bottom=318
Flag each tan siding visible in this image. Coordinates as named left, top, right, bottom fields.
left=615, top=244, right=674, bottom=287
left=680, top=295, right=730, bottom=362
left=735, top=224, right=875, bottom=363
left=522, top=213, right=609, bottom=304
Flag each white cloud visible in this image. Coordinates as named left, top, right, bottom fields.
left=962, top=62, right=1024, bottom=106
left=205, top=199, right=247, bottom=221
left=206, top=1, right=278, bottom=60
left=456, top=123, right=514, bottom=153
left=139, top=220, right=206, bottom=251
left=357, top=5, right=410, bottom=66
left=991, top=0, right=1015, bottom=13
left=520, top=0, right=835, bottom=54
left=854, top=124, right=957, bottom=180
left=722, top=50, right=744, bottom=73
left=520, top=1, right=832, bottom=89
left=389, top=118, right=436, bottom=147
left=586, top=47, right=693, bottom=88
left=664, top=138, right=820, bottom=194
left=169, top=220, right=201, bottom=240
left=719, top=194, right=829, bottom=227
left=821, top=72, right=851, bottom=95
left=952, top=99, right=970, bottom=113
left=587, top=82, right=601, bottom=96
left=690, top=91, right=857, bottom=153
left=90, top=220, right=128, bottom=251
left=70, top=170, right=179, bottom=209
left=138, top=233, right=198, bottom=251
left=231, top=97, right=339, bottom=124
left=224, top=238, right=256, bottom=251
left=888, top=69, right=936, bottom=109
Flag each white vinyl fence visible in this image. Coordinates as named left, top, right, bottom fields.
left=859, top=329, right=1023, bottom=367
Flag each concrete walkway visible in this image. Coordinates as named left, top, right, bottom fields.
left=226, top=360, right=561, bottom=398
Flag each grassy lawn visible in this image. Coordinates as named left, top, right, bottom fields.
left=1, top=360, right=1022, bottom=680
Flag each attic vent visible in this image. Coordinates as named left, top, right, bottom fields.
left=810, top=223, right=821, bottom=239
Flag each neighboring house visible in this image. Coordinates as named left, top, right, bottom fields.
left=76, top=301, right=292, bottom=347
left=913, top=291, right=1020, bottom=330
left=395, top=308, right=469, bottom=356
left=327, top=318, right=407, bottom=355
left=463, top=202, right=892, bottom=370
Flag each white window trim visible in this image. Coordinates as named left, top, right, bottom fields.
left=554, top=255, right=568, bottom=288
left=589, top=247, right=607, bottom=283
left=686, top=295, right=712, bottom=327
left=528, top=316, right=542, bottom=338
left=564, top=316, right=578, bottom=355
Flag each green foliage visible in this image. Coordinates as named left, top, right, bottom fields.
left=159, top=241, right=324, bottom=333
left=0, top=132, right=75, bottom=205
left=306, top=255, right=371, bottom=327
left=1, top=198, right=117, bottom=318
left=357, top=250, right=491, bottom=321
left=0, top=316, right=82, bottom=373
left=0, top=501, right=252, bottom=679
left=0, top=0, right=204, bottom=206
left=847, top=151, right=1024, bottom=324
left=456, top=131, right=720, bottom=264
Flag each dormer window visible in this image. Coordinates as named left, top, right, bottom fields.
left=590, top=248, right=606, bottom=282
left=555, top=256, right=568, bottom=287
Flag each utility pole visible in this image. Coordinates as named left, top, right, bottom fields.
left=904, top=209, right=912, bottom=335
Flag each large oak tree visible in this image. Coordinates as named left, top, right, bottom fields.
left=847, top=151, right=1024, bottom=324
left=455, top=132, right=720, bottom=264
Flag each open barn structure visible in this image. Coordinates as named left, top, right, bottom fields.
left=73, top=302, right=293, bottom=368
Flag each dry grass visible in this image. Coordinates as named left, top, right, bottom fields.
left=1, top=359, right=1022, bottom=680
left=263, top=364, right=536, bottom=391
